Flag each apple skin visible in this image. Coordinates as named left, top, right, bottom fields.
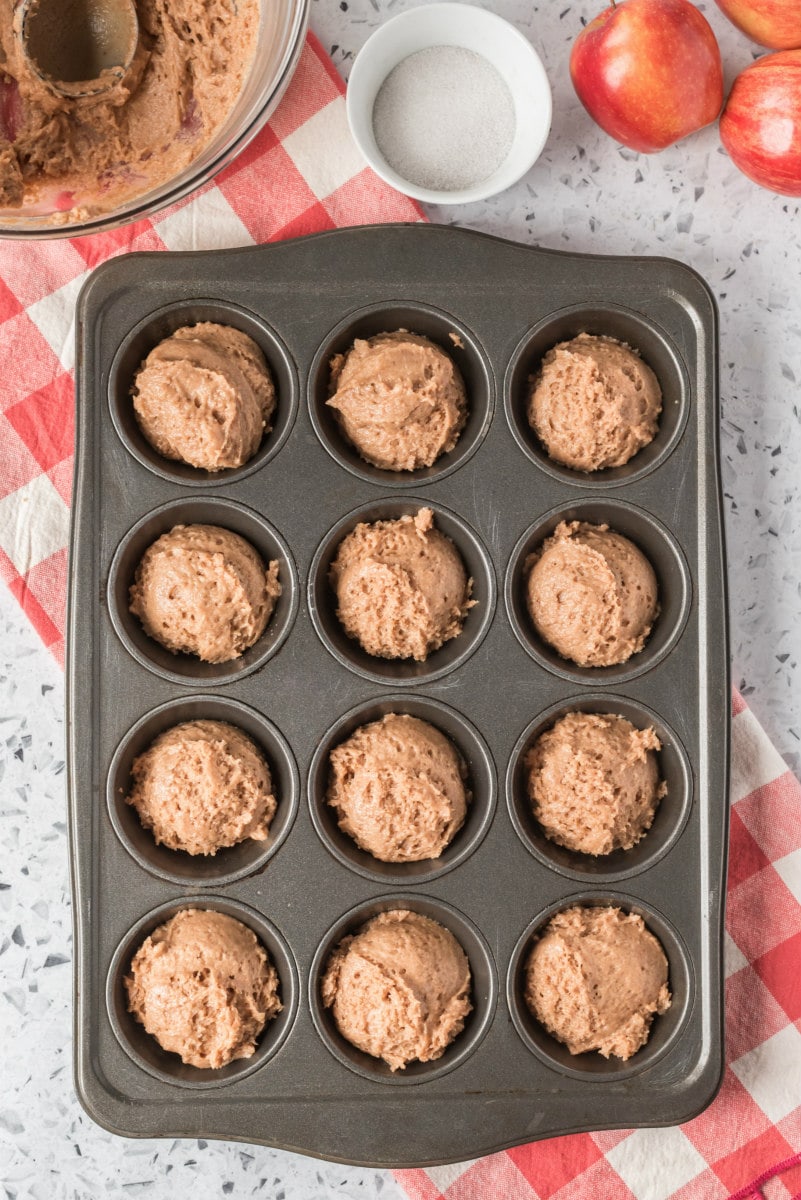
left=714, top=0, right=801, bottom=50
left=570, top=0, right=724, bottom=153
left=720, top=50, right=801, bottom=194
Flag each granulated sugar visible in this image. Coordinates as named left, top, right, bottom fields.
left=372, top=46, right=516, bottom=192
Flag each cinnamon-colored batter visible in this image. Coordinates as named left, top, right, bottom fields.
left=0, top=0, right=259, bottom=217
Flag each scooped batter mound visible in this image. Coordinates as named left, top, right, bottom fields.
left=327, top=713, right=468, bottom=862
left=330, top=507, right=473, bottom=662
left=321, top=909, right=472, bottom=1071
left=129, top=523, right=280, bottom=663
left=525, top=711, right=666, bottom=856
left=125, top=908, right=281, bottom=1069
left=526, top=520, right=659, bottom=668
left=327, top=331, right=467, bottom=471
left=0, top=0, right=260, bottom=219
left=127, top=719, right=277, bottom=856
left=132, top=323, right=275, bottom=472
left=528, top=334, right=662, bottom=472
left=525, top=905, right=671, bottom=1060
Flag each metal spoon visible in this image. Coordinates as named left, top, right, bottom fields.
left=19, top=0, right=139, bottom=99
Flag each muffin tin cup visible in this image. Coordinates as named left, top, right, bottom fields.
left=505, top=303, right=691, bottom=488
left=109, top=300, right=299, bottom=487
left=309, top=893, right=498, bottom=1086
left=309, top=497, right=497, bottom=686
left=506, top=694, right=693, bottom=884
left=505, top=497, right=692, bottom=686
left=107, top=696, right=300, bottom=887
left=106, top=897, right=299, bottom=1090
left=308, top=302, right=494, bottom=487
left=506, top=893, right=694, bottom=1082
left=308, top=693, right=497, bottom=886
left=107, top=496, right=299, bottom=686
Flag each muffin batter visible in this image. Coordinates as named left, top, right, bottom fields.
left=127, top=719, right=277, bottom=856
left=129, top=523, right=280, bottom=663
left=526, top=520, right=659, bottom=667
left=330, top=507, right=473, bottom=661
left=525, top=711, right=665, bottom=855
left=327, top=713, right=468, bottom=862
left=132, top=323, right=275, bottom=472
left=528, top=333, right=662, bottom=472
left=0, top=0, right=259, bottom=217
left=525, top=905, right=671, bottom=1060
left=327, top=331, right=467, bottom=471
left=321, top=909, right=472, bottom=1071
left=125, top=908, right=282, bottom=1069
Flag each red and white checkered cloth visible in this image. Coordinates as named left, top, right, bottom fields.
left=1, top=31, right=799, bottom=1200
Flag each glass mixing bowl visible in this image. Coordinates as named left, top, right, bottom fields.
left=0, top=0, right=309, bottom=239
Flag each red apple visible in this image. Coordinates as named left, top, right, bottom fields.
left=720, top=50, right=801, bottom=194
left=714, top=0, right=801, bottom=50
left=570, top=0, right=724, bottom=153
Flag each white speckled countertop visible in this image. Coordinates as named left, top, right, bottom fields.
left=2, top=1, right=800, bottom=1195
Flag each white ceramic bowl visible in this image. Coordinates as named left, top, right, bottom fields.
left=346, top=2, right=552, bottom=206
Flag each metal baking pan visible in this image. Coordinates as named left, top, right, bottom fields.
left=67, top=224, right=729, bottom=1166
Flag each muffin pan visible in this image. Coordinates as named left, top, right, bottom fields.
left=68, top=224, right=729, bottom=1166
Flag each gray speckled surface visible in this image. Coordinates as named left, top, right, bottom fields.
left=2, top=0, right=800, bottom=1194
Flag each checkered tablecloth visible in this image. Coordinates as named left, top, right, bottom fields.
left=0, top=31, right=799, bottom=1200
